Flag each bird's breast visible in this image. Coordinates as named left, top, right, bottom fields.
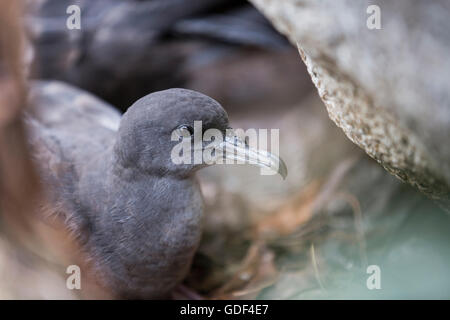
left=86, top=174, right=204, bottom=298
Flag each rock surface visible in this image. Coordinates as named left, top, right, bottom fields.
left=249, top=0, right=450, bottom=209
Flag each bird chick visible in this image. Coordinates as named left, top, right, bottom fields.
left=26, top=81, right=286, bottom=299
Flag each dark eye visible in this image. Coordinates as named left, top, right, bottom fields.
left=177, top=124, right=194, bottom=136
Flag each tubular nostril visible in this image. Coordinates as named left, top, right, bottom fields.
left=176, top=124, right=194, bottom=136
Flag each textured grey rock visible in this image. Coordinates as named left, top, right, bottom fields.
left=249, top=0, right=450, bottom=209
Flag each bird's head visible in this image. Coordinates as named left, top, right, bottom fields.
left=114, top=88, right=287, bottom=179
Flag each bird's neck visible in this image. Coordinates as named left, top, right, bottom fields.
left=80, top=144, right=203, bottom=245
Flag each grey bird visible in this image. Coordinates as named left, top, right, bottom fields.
left=25, top=81, right=287, bottom=299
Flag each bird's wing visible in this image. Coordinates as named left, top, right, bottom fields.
left=173, top=6, right=288, bottom=48
left=28, top=80, right=121, bottom=132
left=26, top=79, right=121, bottom=173
left=25, top=80, right=121, bottom=239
